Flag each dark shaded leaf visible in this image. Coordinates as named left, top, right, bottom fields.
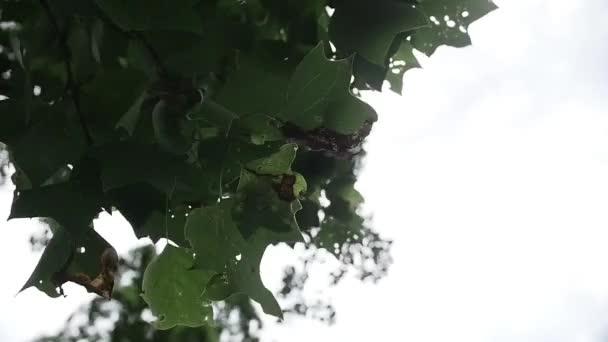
left=9, top=182, right=102, bottom=236
left=330, top=0, right=427, bottom=65
left=96, top=0, right=203, bottom=34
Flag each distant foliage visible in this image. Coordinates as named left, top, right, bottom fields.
left=0, top=0, right=496, bottom=329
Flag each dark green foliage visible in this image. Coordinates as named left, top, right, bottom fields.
left=0, top=0, right=496, bottom=331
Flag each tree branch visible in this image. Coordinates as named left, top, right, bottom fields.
left=39, top=0, right=94, bottom=145
left=92, top=5, right=168, bottom=77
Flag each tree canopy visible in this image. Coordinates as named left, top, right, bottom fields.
left=0, top=0, right=496, bottom=330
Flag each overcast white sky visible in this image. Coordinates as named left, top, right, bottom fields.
left=3, top=0, right=608, bottom=341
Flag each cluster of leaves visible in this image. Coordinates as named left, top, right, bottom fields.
left=33, top=243, right=371, bottom=342
left=35, top=246, right=257, bottom=342
left=0, top=0, right=496, bottom=330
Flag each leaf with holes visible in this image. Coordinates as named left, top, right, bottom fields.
left=411, top=0, right=498, bottom=55
left=185, top=200, right=246, bottom=273
left=21, top=225, right=113, bottom=297
left=386, top=39, right=421, bottom=94
left=141, top=245, right=214, bottom=330
left=330, top=0, right=427, bottom=66
left=186, top=201, right=288, bottom=318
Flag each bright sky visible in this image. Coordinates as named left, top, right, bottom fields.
left=3, top=0, right=608, bottom=341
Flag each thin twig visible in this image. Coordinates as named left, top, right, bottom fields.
left=39, top=0, right=94, bottom=145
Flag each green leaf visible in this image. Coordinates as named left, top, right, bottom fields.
left=195, top=138, right=289, bottom=198
left=67, top=23, right=96, bottom=83
left=233, top=170, right=304, bottom=241
left=126, top=40, right=156, bottom=76
left=20, top=227, right=73, bottom=297
left=236, top=115, right=284, bottom=145
left=95, top=0, right=203, bottom=34
left=226, top=228, right=283, bottom=318
left=386, top=39, right=421, bottom=94
left=215, top=51, right=291, bottom=118
left=21, top=225, right=113, bottom=297
left=115, top=91, right=147, bottom=136
left=185, top=200, right=246, bottom=273
left=142, top=245, right=214, bottom=329
left=98, top=142, right=214, bottom=202
left=323, top=94, right=377, bottom=134
left=201, top=274, right=234, bottom=302
left=295, top=199, right=321, bottom=231
left=163, top=35, right=228, bottom=77
left=9, top=182, right=102, bottom=236
left=67, top=227, right=114, bottom=279
left=336, top=184, right=364, bottom=210
left=281, top=44, right=377, bottom=134
left=185, top=200, right=286, bottom=318
left=140, top=205, right=191, bottom=246
left=201, top=235, right=284, bottom=318
left=411, top=0, right=498, bottom=55
left=80, top=68, right=148, bottom=142
left=282, top=44, right=349, bottom=127
left=329, top=0, right=427, bottom=66
left=187, top=99, right=238, bottom=135
left=293, top=173, right=308, bottom=197
left=8, top=105, right=86, bottom=186
left=108, top=184, right=189, bottom=245
left=90, top=20, right=104, bottom=64
left=0, top=99, right=28, bottom=144
left=246, top=143, right=298, bottom=175
left=152, top=99, right=190, bottom=155
left=352, top=56, right=389, bottom=91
